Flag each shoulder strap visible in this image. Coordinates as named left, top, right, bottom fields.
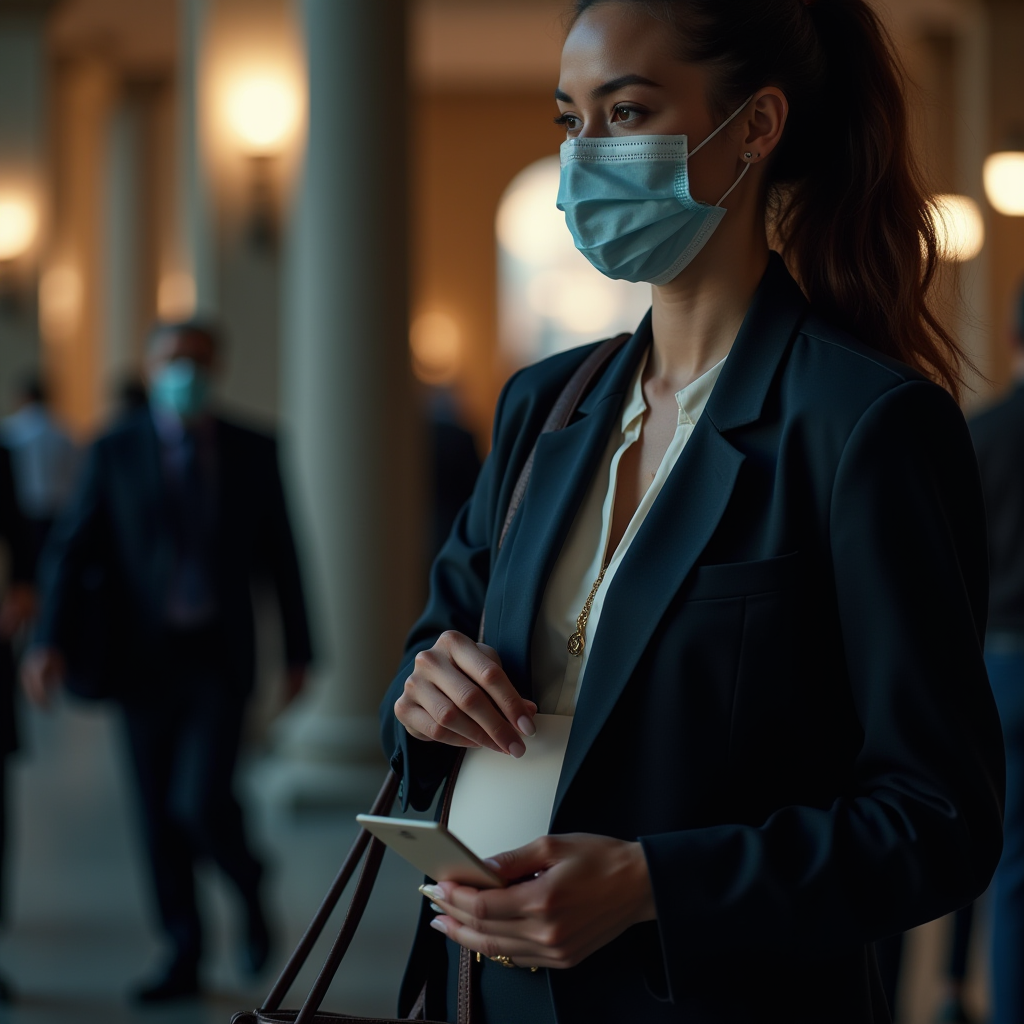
left=496, top=333, right=633, bottom=551
left=476, top=332, right=632, bottom=645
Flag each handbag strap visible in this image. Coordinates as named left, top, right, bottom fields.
left=262, top=772, right=399, bottom=1013
left=262, top=330, right=633, bottom=1023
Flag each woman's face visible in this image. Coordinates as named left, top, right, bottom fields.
left=556, top=3, right=747, bottom=207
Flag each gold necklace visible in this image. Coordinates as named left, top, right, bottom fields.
left=567, top=564, right=607, bottom=657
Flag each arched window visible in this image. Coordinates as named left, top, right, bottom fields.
left=496, top=156, right=651, bottom=367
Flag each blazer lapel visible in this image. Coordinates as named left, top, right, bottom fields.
left=496, top=320, right=652, bottom=700
left=552, top=253, right=810, bottom=818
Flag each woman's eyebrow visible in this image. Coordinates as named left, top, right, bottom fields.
left=555, top=74, right=661, bottom=106
left=592, top=74, right=661, bottom=98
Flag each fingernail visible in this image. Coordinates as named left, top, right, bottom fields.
left=419, top=884, right=444, bottom=901
left=508, top=741, right=526, bottom=758
left=517, top=716, right=536, bottom=737
left=429, top=918, right=449, bottom=935
left=484, top=858, right=500, bottom=870
left=430, top=903, right=444, bottom=913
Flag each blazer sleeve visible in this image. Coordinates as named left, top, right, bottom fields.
left=33, top=441, right=107, bottom=650
left=260, top=439, right=314, bottom=668
left=640, top=380, right=1004, bottom=988
left=379, top=375, right=519, bottom=812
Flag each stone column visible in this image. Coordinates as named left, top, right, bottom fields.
left=102, top=97, right=145, bottom=411
left=0, top=4, right=47, bottom=414
left=177, top=0, right=217, bottom=319
left=273, top=0, right=423, bottom=806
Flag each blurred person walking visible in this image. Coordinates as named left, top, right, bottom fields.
left=1, top=374, right=81, bottom=569
left=0, top=445, right=36, bottom=1003
left=969, top=284, right=1024, bottom=1024
left=21, top=321, right=313, bottom=1003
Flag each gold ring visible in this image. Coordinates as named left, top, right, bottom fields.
left=476, top=952, right=538, bottom=973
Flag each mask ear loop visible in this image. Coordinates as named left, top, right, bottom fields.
left=715, top=159, right=753, bottom=207
left=688, top=94, right=755, bottom=158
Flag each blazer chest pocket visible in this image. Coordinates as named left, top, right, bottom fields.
left=685, top=551, right=801, bottom=602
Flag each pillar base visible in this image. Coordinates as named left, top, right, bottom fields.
left=257, top=706, right=389, bottom=811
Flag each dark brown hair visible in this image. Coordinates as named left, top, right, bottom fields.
left=570, top=0, right=970, bottom=399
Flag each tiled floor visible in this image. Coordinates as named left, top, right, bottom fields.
left=1, top=698, right=424, bottom=1024
left=0, top=698, right=994, bottom=1024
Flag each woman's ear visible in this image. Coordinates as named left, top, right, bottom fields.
left=740, top=87, right=788, bottom=164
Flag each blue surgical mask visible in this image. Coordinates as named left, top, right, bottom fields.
left=150, top=359, right=211, bottom=420
left=556, top=97, right=754, bottom=285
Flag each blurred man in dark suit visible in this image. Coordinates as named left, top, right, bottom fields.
left=968, top=284, right=1024, bottom=1024
left=22, top=321, right=313, bottom=1003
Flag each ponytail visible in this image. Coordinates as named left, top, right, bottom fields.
left=570, top=0, right=970, bottom=401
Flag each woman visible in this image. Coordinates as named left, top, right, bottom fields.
left=379, top=1, right=1004, bottom=1021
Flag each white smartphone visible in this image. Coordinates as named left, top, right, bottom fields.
left=356, top=815, right=506, bottom=888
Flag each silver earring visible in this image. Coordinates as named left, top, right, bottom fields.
left=744, top=151, right=755, bottom=161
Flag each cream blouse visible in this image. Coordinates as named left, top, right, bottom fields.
left=530, top=346, right=727, bottom=716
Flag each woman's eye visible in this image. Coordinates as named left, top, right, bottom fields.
left=611, top=106, right=640, bottom=123
left=554, top=113, right=581, bottom=131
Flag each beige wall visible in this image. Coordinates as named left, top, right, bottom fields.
left=412, top=89, right=562, bottom=446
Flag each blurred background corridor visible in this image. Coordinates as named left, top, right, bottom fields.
left=0, top=0, right=1022, bottom=1020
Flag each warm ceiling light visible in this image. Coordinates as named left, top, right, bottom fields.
left=931, top=194, right=985, bottom=262
left=0, top=195, right=38, bottom=260
left=984, top=151, right=1024, bottom=216
left=410, top=311, right=462, bottom=386
left=225, top=74, right=300, bottom=155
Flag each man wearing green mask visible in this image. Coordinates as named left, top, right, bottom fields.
left=23, top=320, right=313, bottom=1003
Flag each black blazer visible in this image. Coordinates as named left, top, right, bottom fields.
left=380, top=256, right=1004, bottom=1023
left=36, top=410, right=313, bottom=698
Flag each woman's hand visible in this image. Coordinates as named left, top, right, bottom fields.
left=395, top=631, right=537, bottom=756
left=420, top=833, right=657, bottom=969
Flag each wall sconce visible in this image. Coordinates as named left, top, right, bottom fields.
left=984, top=135, right=1024, bottom=216
left=39, top=265, right=83, bottom=344
left=157, top=272, right=197, bottom=321
left=0, top=194, right=37, bottom=261
left=0, top=193, right=40, bottom=313
left=410, top=311, right=463, bottom=386
left=224, top=73, right=301, bottom=248
left=930, top=194, right=985, bottom=263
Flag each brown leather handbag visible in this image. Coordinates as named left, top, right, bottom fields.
left=230, top=331, right=631, bottom=1024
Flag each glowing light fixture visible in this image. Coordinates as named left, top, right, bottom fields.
left=496, top=160, right=570, bottom=264
left=410, top=311, right=462, bottom=386
left=496, top=156, right=651, bottom=365
left=984, top=151, right=1024, bottom=216
left=225, top=73, right=301, bottom=155
left=0, top=195, right=38, bottom=261
left=931, top=194, right=985, bottom=262
left=158, top=272, right=197, bottom=321
left=39, top=265, right=83, bottom=343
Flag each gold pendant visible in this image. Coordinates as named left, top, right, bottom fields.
left=567, top=630, right=585, bottom=657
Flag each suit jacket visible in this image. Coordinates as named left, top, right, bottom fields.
left=35, top=410, right=313, bottom=699
left=0, top=446, right=31, bottom=756
left=969, top=383, right=1024, bottom=633
left=379, top=256, right=1004, bottom=1023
